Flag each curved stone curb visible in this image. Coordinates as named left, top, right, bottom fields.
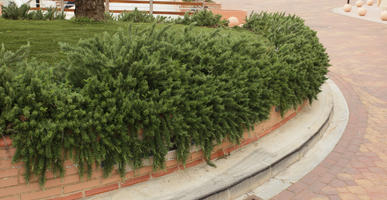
left=236, top=79, right=349, bottom=200
left=88, top=81, right=334, bottom=200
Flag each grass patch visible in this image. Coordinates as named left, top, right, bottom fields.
left=0, top=19, right=256, bottom=64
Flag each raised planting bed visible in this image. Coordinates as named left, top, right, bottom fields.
left=0, top=103, right=305, bottom=200
left=0, top=11, right=329, bottom=200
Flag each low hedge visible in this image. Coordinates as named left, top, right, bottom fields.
left=1, top=2, right=66, bottom=20
left=174, top=10, right=229, bottom=27
left=0, top=12, right=329, bottom=186
left=244, top=12, right=329, bottom=113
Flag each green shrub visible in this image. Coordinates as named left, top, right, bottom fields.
left=44, top=7, right=57, bottom=20
left=1, top=44, right=86, bottom=185
left=1, top=3, right=65, bottom=21
left=27, top=7, right=65, bottom=20
left=244, top=12, right=329, bottom=113
left=117, top=8, right=156, bottom=23
left=2, top=2, right=30, bottom=20
left=2, top=12, right=329, bottom=186
left=0, top=44, right=30, bottom=137
left=175, top=10, right=228, bottom=27
left=104, top=12, right=115, bottom=21
left=28, top=9, right=44, bottom=20
left=58, top=24, right=272, bottom=175
left=11, top=65, right=85, bottom=185
left=106, top=10, right=169, bottom=23
left=4, top=25, right=272, bottom=185
left=55, top=11, right=66, bottom=20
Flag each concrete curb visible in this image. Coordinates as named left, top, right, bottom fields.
left=236, top=79, right=349, bottom=200
left=88, top=81, right=336, bottom=200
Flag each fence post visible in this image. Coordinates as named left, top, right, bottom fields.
left=60, top=0, right=64, bottom=13
left=105, top=0, right=110, bottom=13
left=149, top=0, right=154, bottom=14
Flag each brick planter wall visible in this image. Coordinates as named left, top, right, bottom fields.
left=0, top=102, right=306, bottom=200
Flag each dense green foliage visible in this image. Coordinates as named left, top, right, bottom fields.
left=244, top=12, right=329, bottom=113
left=116, top=8, right=159, bottom=23
left=1, top=2, right=30, bottom=20
left=175, top=10, right=228, bottom=27
left=112, top=9, right=228, bottom=27
left=0, top=12, right=329, bottom=186
left=1, top=2, right=65, bottom=20
left=0, top=44, right=29, bottom=137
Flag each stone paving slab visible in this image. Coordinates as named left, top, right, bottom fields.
left=216, top=0, right=387, bottom=199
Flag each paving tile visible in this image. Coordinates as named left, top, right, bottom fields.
left=321, top=185, right=337, bottom=195
left=215, top=1, right=387, bottom=200
left=328, top=195, right=341, bottom=200
left=273, top=190, right=294, bottom=200
left=339, top=193, right=361, bottom=200
left=286, top=182, right=307, bottom=194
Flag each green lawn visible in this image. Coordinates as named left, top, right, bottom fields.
left=0, top=19, right=258, bottom=64
left=0, top=19, right=145, bottom=63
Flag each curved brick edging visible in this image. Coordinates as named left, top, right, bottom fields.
left=0, top=102, right=306, bottom=200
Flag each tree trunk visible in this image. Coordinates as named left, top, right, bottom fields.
left=74, top=0, right=105, bottom=21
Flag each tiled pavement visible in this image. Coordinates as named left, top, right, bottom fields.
left=216, top=0, right=387, bottom=199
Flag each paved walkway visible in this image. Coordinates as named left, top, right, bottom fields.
left=217, top=0, right=387, bottom=199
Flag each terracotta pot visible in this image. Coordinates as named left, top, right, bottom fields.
left=228, top=16, right=240, bottom=27
left=358, top=7, right=367, bottom=16
left=356, top=0, right=364, bottom=7
left=381, top=10, right=387, bottom=21
left=367, top=0, right=374, bottom=6
left=344, top=4, right=352, bottom=12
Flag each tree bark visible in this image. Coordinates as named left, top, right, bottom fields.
left=74, top=0, right=105, bottom=21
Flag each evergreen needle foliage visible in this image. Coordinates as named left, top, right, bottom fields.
left=0, top=12, right=329, bottom=186
left=175, top=10, right=229, bottom=27
left=1, top=2, right=66, bottom=20
left=244, top=12, right=329, bottom=114
left=117, top=8, right=156, bottom=23
left=1, top=2, right=30, bottom=20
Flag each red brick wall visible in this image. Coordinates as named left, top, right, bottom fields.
left=0, top=103, right=306, bottom=200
